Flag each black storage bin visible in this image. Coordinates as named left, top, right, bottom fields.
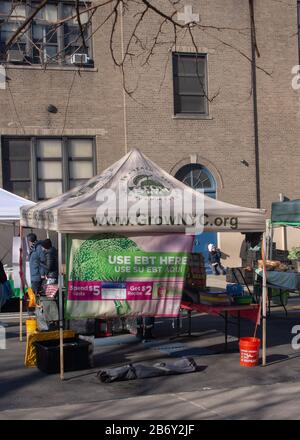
left=35, top=338, right=91, bottom=374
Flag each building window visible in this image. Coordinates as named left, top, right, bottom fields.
left=32, top=3, right=60, bottom=65
left=2, top=138, right=32, bottom=200
left=2, top=137, right=96, bottom=200
left=175, top=163, right=216, bottom=197
left=0, top=1, right=93, bottom=66
left=172, top=52, right=208, bottom=115
left=0, top=2, right=27, bottom=60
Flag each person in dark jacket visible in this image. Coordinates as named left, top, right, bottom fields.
left=40, top=239, right=59, bottom=330
left=240, top=232, right=262, bottom=268
left=0, top=260, right=12, bottom=313
left=41, top=239, right=58, bottom=282
left=0, top=260, right=7, bottom=284
left=208, top=244, right=226, bottom=275
left=27, top=233, right=47, bottom=295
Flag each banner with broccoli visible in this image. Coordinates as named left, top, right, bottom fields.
left=66, top=233, right=193, bottom=319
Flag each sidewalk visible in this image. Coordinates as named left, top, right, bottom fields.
left=1, top=382, right=300, bottom=420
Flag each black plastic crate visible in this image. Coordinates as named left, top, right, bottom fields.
left=273, top=249, right=289, bottom=262
left=35, top=338, right=91, bottom=374
left=226, top=267, right=254, bottom=285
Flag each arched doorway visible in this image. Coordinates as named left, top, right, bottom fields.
left=175, top=163, right=217, bottom=273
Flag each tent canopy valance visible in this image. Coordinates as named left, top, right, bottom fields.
left=271, top=199, right=300, bottom=227
left=20, top=149, right=266, bottom=233
left=0, top=188, right=35, bottom=223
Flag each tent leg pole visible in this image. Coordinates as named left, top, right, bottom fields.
left=19, top=294, right=23, bottom=342
left=19, top=225, right=23, bottom=342
left=269, top=223, right=273, bottom=260
left=262, top=231, right=267, bottom=366
left=58, top=232, right=64, bottom=380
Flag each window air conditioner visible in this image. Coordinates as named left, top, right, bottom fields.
left=71, top=53, right=89, bottom=65
left=7, top=50, right=25, bottom=64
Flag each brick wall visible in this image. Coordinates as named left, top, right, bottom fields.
left=0, top=0, right=299, bottom=227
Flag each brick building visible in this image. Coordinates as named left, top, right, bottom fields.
left=0, top=0, right=299, bottom=265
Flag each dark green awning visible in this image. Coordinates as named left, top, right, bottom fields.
left=271, top=199, right=300, bottom=226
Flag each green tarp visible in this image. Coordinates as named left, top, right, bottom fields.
left=271, top=199, right=300, bottom=226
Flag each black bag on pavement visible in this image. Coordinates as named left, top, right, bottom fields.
left=97, top=357, right=197, bottom=383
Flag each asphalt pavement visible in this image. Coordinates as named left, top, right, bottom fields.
left=1, top=276, right=300, bottom=420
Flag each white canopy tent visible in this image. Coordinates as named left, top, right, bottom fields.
left=0, top=188, right=34, bottom=334
left=19, top=149, right=267, bottom=378
left=0, top=188, right=34, bottom=223
left=0, top=187, right=34, bottom=271
left=20, top=149, right=266, bottom=233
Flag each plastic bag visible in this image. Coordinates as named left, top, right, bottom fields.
left=35, top=307, right=49, bottom=331
left=27, top=287, right=36, bottom=308
left=226, top=283, right=244, bottom=296
left=126, top=317, right=137, bottom=335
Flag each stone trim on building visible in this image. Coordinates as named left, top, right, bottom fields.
left=169, top=154, right=224, bottom=194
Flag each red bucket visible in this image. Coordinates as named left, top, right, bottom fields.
left=239, top=337, right=260, bottom=367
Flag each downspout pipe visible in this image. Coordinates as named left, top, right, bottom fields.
left=249, top=0, right=261, bottom=209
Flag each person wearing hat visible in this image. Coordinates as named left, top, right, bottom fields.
left=41, top=239, right=58, bottom=283
left=27, top=233, right=47, bottom=295
left=40, top=239, right=59, bottom=330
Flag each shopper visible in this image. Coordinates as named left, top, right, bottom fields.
left=41, top=239, right=58, bottom=283
left=208, top=244, right=226, bottom=275
left=240, top=232, right=262, bottom=268
left=0, top=260, right=12, bottom=313
left=27, top=233, right=47, bottom=295
left=40, top=239, right=59, bottom=330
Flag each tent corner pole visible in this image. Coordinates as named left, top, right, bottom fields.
left=58, top=232, right=64, bottom=380
left=19, top=224, right=23, bottom=342
left=279, top=193, right=288, bottom=250
left=262, top=229, right=267, bottom=366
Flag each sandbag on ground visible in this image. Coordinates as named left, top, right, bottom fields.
left=97, top=357, right=197, bottom=383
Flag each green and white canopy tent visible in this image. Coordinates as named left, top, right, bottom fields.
left=266, top=198, right=300, bottom=264
left=19, top=149, right=267, bottom=378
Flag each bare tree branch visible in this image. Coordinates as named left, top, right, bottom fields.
left=75, top=0, right=87, bottom=49
left=1, top=0, right=273, bottom=105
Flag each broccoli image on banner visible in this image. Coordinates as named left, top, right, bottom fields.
left=71, top=233, right=139, bottom=281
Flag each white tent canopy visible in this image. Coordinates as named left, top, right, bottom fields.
left=20, top=149, right=266, bottom=233
left=0, top=188, right=35, bottom=223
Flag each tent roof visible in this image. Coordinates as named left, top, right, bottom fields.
left=20, top=149, right=266, bottom=233
left=0, top=188, right=35, bottom=223
left=271, top=199, right=300, bottom=226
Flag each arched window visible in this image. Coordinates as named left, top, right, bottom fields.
left=175, top=163, right=216, bottom=198
left=175, top=163, right=217, bottom=271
